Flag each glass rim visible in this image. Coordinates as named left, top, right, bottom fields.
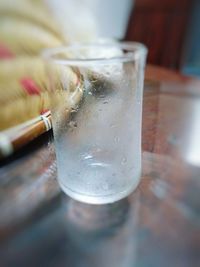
left=42, top=41, right=147, bottom=66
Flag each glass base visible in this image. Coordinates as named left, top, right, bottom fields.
left=59, top=176, right=141, bottom=205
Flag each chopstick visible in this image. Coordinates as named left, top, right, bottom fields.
left=0, top=111, right=52, bottom=158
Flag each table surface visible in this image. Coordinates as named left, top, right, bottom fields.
left=0, top=65, right=200, bottom=267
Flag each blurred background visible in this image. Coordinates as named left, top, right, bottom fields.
left=126, top=0, right=200, bottom=75
left=49, top=0, right=200, bottom=75
left=1, top=2, right=200, bottom=267
left=0, top=0, right=199, bottom=157
left=1, top=0, right=199, bottom=73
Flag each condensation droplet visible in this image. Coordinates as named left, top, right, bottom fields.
left=110, top=124, right=117, bottom=128
left=71, top=107, right=78, bottom=113
left=114, top=137, right=120, bottom=142
left=99, top=94, right=105, bottom=99
left=102, top=183, right=109, bottom=190
left=121, top=157, right=127, bottom=164
left=68, top=121, right=77, bottom=130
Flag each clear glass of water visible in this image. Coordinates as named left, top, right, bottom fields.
left=43, top=42, right=147, bottom=204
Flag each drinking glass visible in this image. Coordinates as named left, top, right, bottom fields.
left=43, top=42, right=147, bottom=204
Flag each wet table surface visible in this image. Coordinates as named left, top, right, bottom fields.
left=0, top=65, right=200, bottom=267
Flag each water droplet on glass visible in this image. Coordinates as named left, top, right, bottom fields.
left=114, top=137, right=120, bottom=142
left=102, top=183, right=109, bottom=190
left=71, top=107, right=78, bottom=113
left=110, top=124, right=117, bottom=128
left=83, top=154, right=93, bottom=160
left=68, top=121, right=77, bottom=130
left=121, top=157, right=127, bottom=164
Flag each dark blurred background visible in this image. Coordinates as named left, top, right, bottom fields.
left=126, top=0, right=200, bottom=76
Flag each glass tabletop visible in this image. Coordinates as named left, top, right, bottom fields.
left=0, top=66, right=200, bottom=267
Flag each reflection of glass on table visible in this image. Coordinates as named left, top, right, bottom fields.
left=63, top=194, right=139, bottom=267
